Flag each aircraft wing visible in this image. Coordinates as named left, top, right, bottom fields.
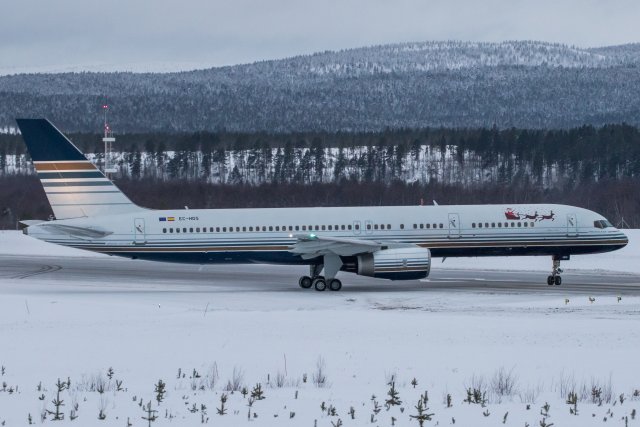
left=288, top=233, right=408, bottom=259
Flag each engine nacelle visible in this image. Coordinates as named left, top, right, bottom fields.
left=357, top=247, right=431, bottom=280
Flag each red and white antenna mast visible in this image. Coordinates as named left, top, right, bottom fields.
left=102, top=104, right=117, bottom=174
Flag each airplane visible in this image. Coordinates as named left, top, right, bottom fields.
left=15, top=118, right=629, bottom=290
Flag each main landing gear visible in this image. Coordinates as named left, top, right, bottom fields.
left=547, top=255, right=566, bottom=286
left=298, top=257, right=343, bottom=292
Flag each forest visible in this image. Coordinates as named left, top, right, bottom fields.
left=1, top=124, right=639, bottom=229
left=1, top=41, right=639, bottom=132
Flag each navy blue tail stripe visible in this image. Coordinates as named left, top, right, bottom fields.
left=38, top=171, right=104, bottom=179
left=15, top=119, right=87, bottom=162
left=43, top=181, right=113, bottom=187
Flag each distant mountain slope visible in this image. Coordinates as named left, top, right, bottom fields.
left=0, top=41, right=639, bottom=132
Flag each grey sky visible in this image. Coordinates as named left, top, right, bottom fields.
left=2, top=0, right=639, bottom=73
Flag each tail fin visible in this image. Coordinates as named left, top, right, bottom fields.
left=16, top=118, right=143, bottom=219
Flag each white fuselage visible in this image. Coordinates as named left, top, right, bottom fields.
left=26, top=203, right=628, bottom=265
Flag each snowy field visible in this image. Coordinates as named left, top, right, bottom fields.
left=1, top=230, right=639, bottom=426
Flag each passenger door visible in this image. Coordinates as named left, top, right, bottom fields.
left=566, top=213, right=578, bottom=237
left=448, top=213, right=461, bottom=238
left=134, top=218, right=146, bottom=244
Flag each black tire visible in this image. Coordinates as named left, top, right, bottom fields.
left=328, top=279, right=342, bottom=291
left=299, top=276, right=312, bottom=289
left=313, top=278, right=327, bottom=291
left=554, top=276, right=562, bottom=286
left=547, top=276, right=554, bottom=286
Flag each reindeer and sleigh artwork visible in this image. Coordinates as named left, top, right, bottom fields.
left=505, top=208, right=555, bottom=222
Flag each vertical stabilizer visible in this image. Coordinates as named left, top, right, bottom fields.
left=16, top=118, right=143, bottom=219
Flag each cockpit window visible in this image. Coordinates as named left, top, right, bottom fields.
left=594, top=220, right=613, bottom=229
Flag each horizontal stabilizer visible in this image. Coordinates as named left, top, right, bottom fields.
left=19, top=219, right=47, bottom=227
left=38, top=223, right=113, bottom=239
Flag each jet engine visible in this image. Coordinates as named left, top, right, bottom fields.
left=355, top=247, right=431, bottom=280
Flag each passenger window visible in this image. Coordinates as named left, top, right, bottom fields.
left=209, top=227, right=213, bottom=232
left=426, top=224, right=430, bottom=229
left=262, top=226, right=266, bottom=231
left=374, top=224, right=379, bottom=230
left=202, top=228, right=206, bottom=233
left=413, top=224, right=417, bottom=229
left=196, top=227, right=200, bottom=232
left=419, top=224, right=424, bottom=229
left=236, top=227, right=240, bottom=232
left=184, top=228, right=188, bottom=233
left=524, top=222, right=528, bottom=227
left=472, top=223, right=476, bottom=228
left=511, top=223, right=515, bottom=227
left=302, top=225, right=306, bottom=231
left=348, top=225, right=353, bottom=230
left=517, top=222, right=522, bottom=227
left=176, top=228, right=180, bottom=233
left=163, top=228, right=167, bottom=233
left=530, top=222, right=534, bottom=227
left=341, top=225, right=346, bottom=230
left=400, top=224, right=404, bottom=230
left=275, top=226, right=279, bottom=231
left=268, top=226, right=273, bottom=231
left=322, top=225, right=326, bottom=231
left=484, top=223, right=488, bottom=228
left=479, top=223, right=483, bottom=228
left=216, top=227, right=220, bottom=232
left=433, top=224, right=437, bottom=229
left=169, top=228, right=173, bottom=233
left=440, top=224, right=443, bottom=229
left=243, top=227, right=247, bottom=232
left=222, top=227, right=227, bottom=232
left=249, top=227, right=253, bottom=231
left=189, top=228, right=193, bottom=233
left=387, top=224, right=391, bottom=229
left=295, top=226, right=299, bottom=231
left=491, top=223, right=495, bottom=228
left=497, top=223, right=501, bottom=228
left=367, top=224, right=371, bottom=230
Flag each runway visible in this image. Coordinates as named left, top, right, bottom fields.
left=1, top=253, right=640, bottom=295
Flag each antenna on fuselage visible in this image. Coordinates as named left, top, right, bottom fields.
left=102, top=104, right=117, bottom=175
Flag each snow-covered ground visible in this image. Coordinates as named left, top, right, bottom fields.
left=0, top=230, right=639, bottom=426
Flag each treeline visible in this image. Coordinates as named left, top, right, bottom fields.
left=1, top=176, right=638, bottom=229
left=2, top=124, right=640, bottom=229
left=2, top=124, right=640, bottom=185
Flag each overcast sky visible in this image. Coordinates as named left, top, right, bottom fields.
left=2, top=0, right=638, bottom=74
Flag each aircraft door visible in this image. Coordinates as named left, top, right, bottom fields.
left=566, top=213, right=578, bottom=237
left=353, top=220, right=361, bottom=235
left=134, top=218, right=146, bottom=244
left=365, top=220, right=373, bottom=235
left=448, top=213, right=461, bottom=238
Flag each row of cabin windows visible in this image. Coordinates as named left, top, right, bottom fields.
left=162, top=224, right=360, bottom=234
left=161, top=223, right=451, bottom=234
left=413, top=223, right=444, bottom=229
left=472, top=221, right=535, bottom=228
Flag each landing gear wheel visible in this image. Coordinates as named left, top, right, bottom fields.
left=299, top=276, right=312, bottom=289
left=328, top=279, right=342, bottom=291
left=547, top=276, right=554, bottom=286
left=313, top=278, right=327, bottom=291
left=554, top=276, right=562, bottom=286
